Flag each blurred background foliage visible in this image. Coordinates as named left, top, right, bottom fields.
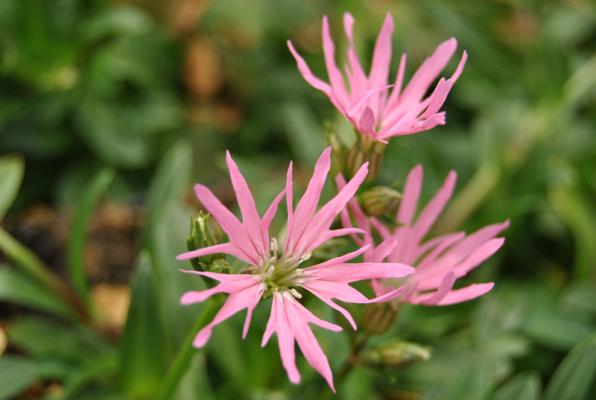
left=0, top=0, right=595, bottom=399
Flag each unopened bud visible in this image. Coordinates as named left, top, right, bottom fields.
left=325, top=122, right=347, bottom=176
left=360, top=186, right=402, bottom=217
left=360, top=340, right=431, bottom=369
left=362, top=302, right=399, bottom=335
left=186, top=212, right=227, bottom=271
left=346, top=135, right=386, bottom=181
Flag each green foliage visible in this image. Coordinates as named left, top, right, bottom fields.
left=0, top=357, right=40, bottom=400
left=0, top=267, right=75, bottom=319
left=120, top=252, right=168, bottom=399
left=0, top=155, right=24, bottom=219
left=0, top=0, right=595, bottom=398
left=67, top=167, right=114, bottom=304
left=544, top=333, right=596, bottom=400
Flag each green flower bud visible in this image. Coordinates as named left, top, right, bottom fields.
left=186, top=212, right=228, bottom=271
left=360, top=186, right=402, bottom=217
left=346, top=135, right=386, bottom=181
left=361, top=302, right=399, bottom=335
left=360, top=340, right=431, bottom=369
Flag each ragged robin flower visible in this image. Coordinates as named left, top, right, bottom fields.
left=177, top=148, right=414, bottom=391
left=288, top=13, right=467, bottom=143
left=338, top=165, right=508, bottom=306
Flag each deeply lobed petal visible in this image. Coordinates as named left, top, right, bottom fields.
left=262, top=292, right=340, bottom=391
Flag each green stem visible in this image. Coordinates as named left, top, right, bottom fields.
left=158, top=298, right=220, bottom=400
left=0, top=226, right=90, bottom=321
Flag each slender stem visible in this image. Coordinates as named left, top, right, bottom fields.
left=158, top=298, right=220, bottom=400
left=0, top=226, right=90, bottom=321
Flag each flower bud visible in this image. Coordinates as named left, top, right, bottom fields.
left=346, top=135, right=386, bottom=181
left=325, top=121, right=347, bottom=176
left=360, top=186, right=402, bottom=217
left=186, top=212, right=229, bottom=271
left=359, top=340, right=431, bottom=369
left=361, top=302, right=399, bottom=335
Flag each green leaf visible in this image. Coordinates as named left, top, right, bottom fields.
left=60, top=351, right=119, bottom=399
left=82, top=6, right=153, bottom=42
left=171, top=353, right=213, bottom=400
left=0, top=154, right=24, bottom=219
left=76, top=99, right=150, bottom=168
left=144, top=141, right=197, bottom=345
left=544, top=333, right=596, bottom=400
left=550, top=185, right=596, bottom=280
left=0, top=266, right=75, bottom=319
left=144, top=141, right=192, bottom=243
left=0, top=356, right=40, bottom=400
left=281, top=102, right=325, bottom=166
left=494, top=372, right=541, bottom=400
left=120, top=252, right=168, bottom=399
left=67, top=167, right=114, bottom=304
left=523, top=312, right=593, bottom=350
left=8, top=317, right=111, bottom=363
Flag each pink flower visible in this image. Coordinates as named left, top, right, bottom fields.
left=177, top=148, right=414, bottom=390
left=338, top=165, right=508, bottom=306
left=288, top=13, right=467, bottom=142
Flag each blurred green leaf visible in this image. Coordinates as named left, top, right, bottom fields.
left=144, top=141, right=197, bottom=345
left=494, top=371, right=541, bottom=400
left=60, top=351, right=119, bottom=400
left=83, top=6, right=153, bottom=42
left=172, top=353, right=214, bottom=400
left=0, top=356, right=40, bottom=400
left=0, top=154, right=24, bottom=219
left=281, top=102, right=325, bottom=165
left=144, top=141, right=192, bottom=238
left=120, top=252, right=168, bottom=399
left=67, top=167, right=114, bottom=304
left=7, top=317, right=111, bottom=363
left=523, top=312, right=593, bottom=350
left=549, top=185, right=596, bottom=281
left=544, top=333, right=596, bottom=400
left=76, top=99, right=150, bottom=168
left=0, top=266, right=74, bottom=319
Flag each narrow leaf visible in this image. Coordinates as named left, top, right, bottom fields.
left=120, top=252, right=168, bottom=399
left=0, top=154, right=24, bottom=219
left=67, top=167, right=114, bottom=303
left=0, top=356, right=40, bottom=400
left=0, top=266, right=75, bottom=319
left=544, top=333, right=596, bottom=400
left=494, top=371, right=541, bottom=400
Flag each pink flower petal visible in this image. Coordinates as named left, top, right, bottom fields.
left=194, top=184, right=258, bottom=264
left=193, top=281, right=264, bottom=347
left=411, top=170, right=456, bottom=239
left=176, top=242, right=246, bottom=262
left=437, top=282, right=494, bottom=305
left=322, top=16, right=349, bottom=108
left=287, top=40, right=332, bottom=96
left=285, top=294, right=337, bottom=392
left=286, top=148, right=332, bottom=256
left=409, top=272, right=456, bottom=305
left=343, top=13, right=367, bottom=96
left=306, top=262, right=414, bottom=283
left=368, top=13, right=394, bottom=91
left=397, top=165, right=423, bottom=226
left=400, top=37, right=458, bottom=105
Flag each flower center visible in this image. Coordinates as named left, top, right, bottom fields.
left=259, top=238, right=309, bottom=298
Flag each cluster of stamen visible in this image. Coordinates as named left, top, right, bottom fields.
left=259, top=238, right=309, bottom=299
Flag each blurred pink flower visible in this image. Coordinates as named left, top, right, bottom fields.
left=288, top=13, right=467, bottom=142
left=177, top=148, right=414, bottom=390
left=338, top=165, right=508, bottom=306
